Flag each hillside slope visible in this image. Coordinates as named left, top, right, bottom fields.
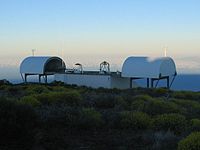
left=0, top=83, right=200, bottom=150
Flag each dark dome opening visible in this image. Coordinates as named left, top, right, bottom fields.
left=44, top=58, right=66, bottom=74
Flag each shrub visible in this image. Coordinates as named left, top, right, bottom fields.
left=25, top=85, right=49, bottom=95
left=131, top=96, right=181, bottom=115
left=51, top=86, right=67, bottom=92
left=19, top=95, right=41, bottom=107
left=120, top=111, right=152, bottom=130
left=0, top=85, right=9, bottom=90
left=39, top=128, right=68, bottom=150
left=78, top=108, right=103, bottom=129
left=172, top=99, right=200, bottom=118
left=94, top=94, right=117, bottom=109
left=131, top=95, right=152, bottom=111
left=42, top=106, right=105, bottom=129
left=178, top=132, right=200, bottom=150
left=6, top=86, right=23, bottom=96
left=101, top=110, right=121, bottom=129
left=172, top=91, right=200, bottom=101
left=190, top=119, right=200, bottom=131
left=65, top=107, right=81, bottom=127
left=115, top=96, right=129, bottom=110
left=153, top=131, right=180, bottom=150
left=38, top=105, right=81, bottom=128
left=0, top=99, right=38, bottom=149
left=133, top=95, right=153, bottom=101
left=36, top=91, right=82, bottom=106
left=153, top=113, right=187, bottom=135
left=42, top=105, right=103, bottom=129
left=152, top=88, right=169, bottom=97
left=35, top=93, right=51, bottom=104
left=131, top=95, right=153, bottom=111
left=59, top=91, right=82, bottom=106
left=145, top=99, right=181, bottom=115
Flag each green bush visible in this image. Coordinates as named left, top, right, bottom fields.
left=94, top=94, right=117, bottom=109
left=178, top=132, right=200, bottom=150
left=115, top=96, right=129, bottom=110
left=40, top=105, right=82, bottom=129
left=51, top=86, right=68, bottom=92
left=190, top=119, right=200, bottom=131
left=172, top=91, right=200, bottom=101
left=0, top=85, right=9, bottom=90
left=36, top=91, right=82, bottom=106
left=79, top=108, right=103, bottom=129
left=134, top=95, right=153, bottom=101
left=153, top=131, right=179, bottom=150
left=35, top=93, right=50, bottom=104
left=25, top=85, right=49, bottom=95
left=101, top=110, right=121, bottom=129
left=43, top=106, right=106, bottom=129
left=0, top=99, right=38, bottom=149
left=145, top=99, right=181, bottom=115
left=172, top=99, right=200, bottom=118
left=131, top=95, right=152, bottom=111
left=131, top=96, right=181, bottom=115
left=6, top=86, right=23, bottom=96
left=120, top=111, right=152, bottom=130
left=153, top=113, right=187, bottom=135
left=19, top=96, right=41, bottom=107
left=152, top=88, right=169, bottom=96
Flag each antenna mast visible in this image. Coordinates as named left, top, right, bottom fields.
left=164, top=46, right=167, bottom=57
left=32, top=49, right=36, bottom=56
left=61, top=49, right=64, bottom=67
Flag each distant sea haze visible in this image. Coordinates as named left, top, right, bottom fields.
left=132, top=74, right=200, bottom=92
left=171, top=74, right=200, bottom=91
left=5, top=74, right=200, bottom=92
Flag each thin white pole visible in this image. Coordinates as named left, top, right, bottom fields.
left=32, top=49, right=36, bottom=56
left=164, top=47, right=167, bottom=57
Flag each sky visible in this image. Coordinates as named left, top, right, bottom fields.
left=0, top=0, right=200, bottom=79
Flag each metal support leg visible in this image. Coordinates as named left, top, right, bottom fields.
left=130, top=78, right=133, bottom=88
left=147, top=78, right=149, bottom=88
left=167, top=77, right=170, bottom=89
left=151, top=79, right=154, bottom=88
left=39, top=75, right=41, bottom=83
left=25, top=74, right=27, bottom=83
left=155, top=79, right=160, bottom=88
left=169, top=75, right=176, bottom=89
left=21, top=73, right=24, bottom=82
left=45, top=75, right=47, bottom=84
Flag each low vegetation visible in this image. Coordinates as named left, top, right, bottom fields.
left=0, top=82, right=200, bottom=149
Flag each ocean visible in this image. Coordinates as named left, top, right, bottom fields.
left=134, top=74, right=200, bottom=92
left=171, top=74, right=200, bottom=91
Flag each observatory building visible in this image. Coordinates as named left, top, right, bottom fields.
left=54, top=61, right=132, bottom=89
left=20, top=56, right=66, bottom=83
left=20, top=56, right=177, bottom=89
left=122, top=57, right=177, bottom=88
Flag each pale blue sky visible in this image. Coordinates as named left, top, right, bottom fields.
left=0, top=0, right=200, bottom=74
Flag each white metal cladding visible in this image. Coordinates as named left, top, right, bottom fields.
left=54, top=73, right=133, bottom=89
left=122, top=57, right=176, bottom=78
left=20, top=56, right=65, bottom=75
